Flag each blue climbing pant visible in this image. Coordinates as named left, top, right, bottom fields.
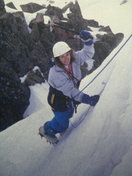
left=44, top=107, right=74, bottom=136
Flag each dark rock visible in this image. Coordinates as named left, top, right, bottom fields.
left=29, top=22, right=41, bottom=42
left=29, top=13, right=44, bottom=29
left=101, top=33, right=124, bottom=50
left=12, top=12, right=29, bottom=34
left=30, top=41, right=50, bottom=78
left=0, top=13, right=33, bottom=76
left=20, top=3, right=45, bottom=13
left=96, top=32, right=124, bottom=51
left=62, top=2, right=73, bottom=13
left=45, top=4, right=64, bottom=19
left=69, top=1, right=82, bottom=15
left=24, top=69, right=45, bottom=86
left=6, top=2, right=17, bottom=10
left=114, top=33, right=124, bottom=46
left=0, top=59, right=30, bottom=131
left=0, top=0, right=6, bottom=16
left=93, top=41, right=111, bottom=68
left=102, top=34, right=116, bottom=48
left=66, top=1, right=88, bottom=32
left=29, top=19, right=54, bottom=56
left=0, top=58, right=20, bottom=82
left=99, top=26, right=113, bottom=33
left=29, top=13, right=45, bottom=36
left=84, top=19, right=99, bottom=28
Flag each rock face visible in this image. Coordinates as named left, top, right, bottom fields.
left=0, top=0, right=6, bottom=15
left=0, top=59, right=30, bottom=131
left=20, top=3, right=45, bottom=13
left=94, top=32, right=124, bottom=68
left=0, top=1, right=124, bottom=131
left=0, top=12, right=32, bottom=131
left=0, top=13, right=33, bottom=76
left=6, top=2, right=17, bottom=10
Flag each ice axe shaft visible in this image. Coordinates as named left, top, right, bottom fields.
left=50, top=22, right=80, bottom=39
left=50, top=22, right=93, bottom=40
left=53, top=23, right=79, bottom=35
left=54, top=25, right=80, bottom=39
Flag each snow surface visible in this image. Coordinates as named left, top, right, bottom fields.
left=1, top=0, right=132, bottom=176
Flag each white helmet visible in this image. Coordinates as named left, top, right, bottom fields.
left=52, top=41, right=71, bottom=58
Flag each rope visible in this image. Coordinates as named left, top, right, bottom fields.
left=77, top=34, right=132, bottom=95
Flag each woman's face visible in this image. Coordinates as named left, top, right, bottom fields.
left=59, top=52, right=71, bottom=66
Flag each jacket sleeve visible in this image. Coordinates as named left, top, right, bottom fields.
left=48, top=69, right=84, bottom=102
left=74, top=44, right=95, bottom=66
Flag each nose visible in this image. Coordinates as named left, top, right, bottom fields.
left=61, top=54, right=68, bottom=60
left=63, top=53, right=68, bottom=58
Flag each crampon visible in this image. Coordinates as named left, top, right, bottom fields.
left=39, top=126, right=59, bottom=145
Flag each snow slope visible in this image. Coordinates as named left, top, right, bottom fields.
left=0, top=34, right=131, bottom=176
left=1, top=0, right=132, bottom=176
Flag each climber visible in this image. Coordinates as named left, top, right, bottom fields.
left=39, top=30, right=100, bottom=143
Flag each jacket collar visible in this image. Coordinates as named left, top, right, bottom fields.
left=54, top=65, right=64, bottom=72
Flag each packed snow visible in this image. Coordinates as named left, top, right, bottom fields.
left=1, top=0, right=132, bottom=176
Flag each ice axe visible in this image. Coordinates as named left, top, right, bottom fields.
left=49, top=21, right=93, bottom=41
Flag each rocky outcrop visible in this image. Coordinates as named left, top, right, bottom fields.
left=0, top=0, right=5, bottom=16
left=0, top=13, right=33, bottom=76
left=0, top=12, right=31, bottom=131
left=93, top=32, right=124, bottom=68
left=67, top=0, right=89, bottom=32
left=45, top=4, right=64, bottom=19
left=20, top=3, right=45, bottom=13
left=0, top=59, right=30, bottom=131
left=6, top=2, right=17, bottom=10
left=24, top=68, right=45, bottom=86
